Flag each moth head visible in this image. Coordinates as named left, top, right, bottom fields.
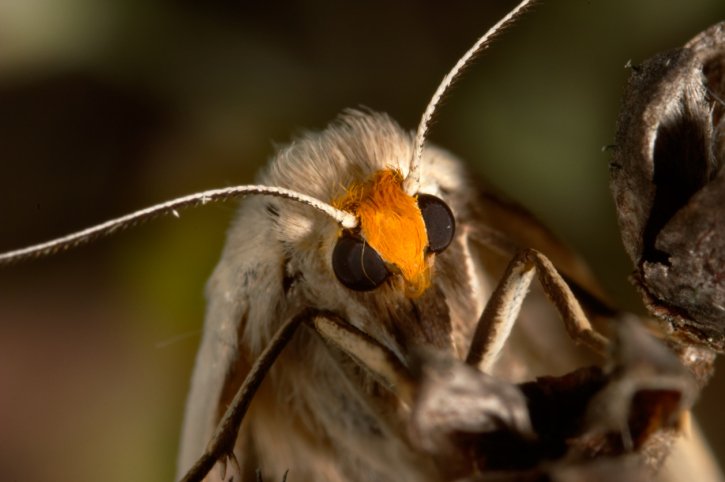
left=331, top=169, right=455, bottom=297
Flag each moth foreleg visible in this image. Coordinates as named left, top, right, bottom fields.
left=311, top=314, right=415, bottom=406
left=466, top=248, right=610, bottom=372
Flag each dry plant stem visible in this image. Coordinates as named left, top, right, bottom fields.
left=180, top=310, right=310, bottom=482
left=466, top=248, right=610, bottom=372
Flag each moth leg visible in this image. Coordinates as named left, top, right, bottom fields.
left=179, top=310, right=308, bottom=482
left=466, top=248, right=610, bottom=372
left=311, top=314, right=415, bottom=406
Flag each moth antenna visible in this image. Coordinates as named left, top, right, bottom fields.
left=0, top=185, right=357, bottom=265
left=404, top=0, right=536, bottom=194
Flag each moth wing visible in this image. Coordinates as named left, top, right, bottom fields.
left=176, top=210, right=284, bottom=479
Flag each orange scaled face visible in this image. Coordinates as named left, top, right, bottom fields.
left=334, top=170, right=431, bottom=296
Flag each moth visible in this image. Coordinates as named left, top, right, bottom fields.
left=0, top=1, right=720, bottom=481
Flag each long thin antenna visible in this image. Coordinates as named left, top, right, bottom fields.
left=0, top=185, right=357, bottom=265
left=404, top=0, right=536, bottom=194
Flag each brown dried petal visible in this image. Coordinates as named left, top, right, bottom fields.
left=408, top=320, right=695, bottom=480
left=582, top=318, right=696, bottom=461
left=610, top=22, right=725, bottom=350
left=409, top=350, right=533, bottom=470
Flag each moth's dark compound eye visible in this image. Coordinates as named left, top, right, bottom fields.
left=418, top=194, right=455, bottom=253
left=332, top=234, right=390, bottom=291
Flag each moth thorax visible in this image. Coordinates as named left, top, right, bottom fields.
left=335, top=169, right=431, bottom=296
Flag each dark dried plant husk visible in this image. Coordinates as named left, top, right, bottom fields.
left=409, top=319, right=697, bottom=481
left=610, top=22, right=725, bottom=352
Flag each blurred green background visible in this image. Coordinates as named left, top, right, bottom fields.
left=0, top=1, right=723, bottom=480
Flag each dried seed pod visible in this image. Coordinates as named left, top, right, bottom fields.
left=611, top=22, right=725, bottom=351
